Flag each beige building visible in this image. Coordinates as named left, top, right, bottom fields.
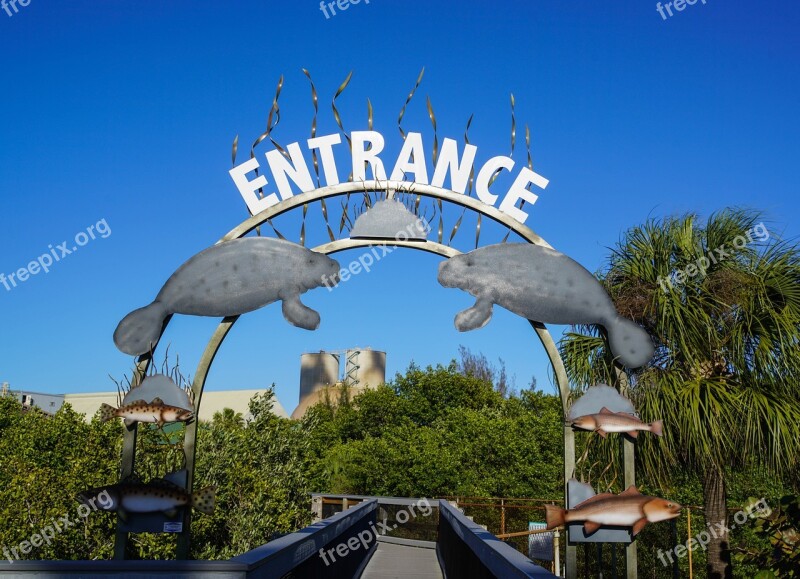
left=6, top=347, right=386, bottom=422
left=3, top=386, right=288, bottom=421
left=65, top=390, right=289, bottom=421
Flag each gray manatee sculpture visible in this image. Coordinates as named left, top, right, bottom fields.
left=114, top=238, right=340, bottom=356
left=438, top=243, right=654, bottom=368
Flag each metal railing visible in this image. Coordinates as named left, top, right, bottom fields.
left=232, top=498, right=378, bottom=578
left=0, top=498, right=562, bottom=578
left=437, top=500, right=555, bottom=578
left=0, top=500, right=378, bottom=579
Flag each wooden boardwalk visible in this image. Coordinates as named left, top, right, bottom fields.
left=361, top=538, right=443, bottom=579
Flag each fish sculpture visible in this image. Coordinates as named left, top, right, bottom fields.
left=77, top=478, right=215, bottom=521
left=571, top=407, right=663, bottom=438
left=114, top=238, right=341, bottom=356
left=545, top=486, right=681, bottom=536
left=437, top=243, right=655, bottom=368
left=98, top=398, right=193, bottom=427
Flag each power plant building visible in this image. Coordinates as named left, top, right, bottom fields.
left=291, top=348, right=386, bottom=419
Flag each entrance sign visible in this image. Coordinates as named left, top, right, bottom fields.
left=108, top=71, right=658, bottom=577
left=229, top=130, right=550, bottom=225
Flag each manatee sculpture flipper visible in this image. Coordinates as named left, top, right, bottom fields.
left=114, top=238, right=340, bottom=356
left=454, top=297, right=493, bottom=331
left=281, top=293, right=321, bottom=331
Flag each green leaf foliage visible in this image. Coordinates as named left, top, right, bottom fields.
left=305, top=362, right=564, bottom=500
left=558, top=208, right=800, bottom=577
left=735, top=494, right=800, bottom=576
left=0, top=397, right=120, bottom=561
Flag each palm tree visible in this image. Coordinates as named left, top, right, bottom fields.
left=559, top=209, right=800, bottom=578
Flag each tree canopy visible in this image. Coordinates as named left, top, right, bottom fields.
left=559, top=208, right=800, bottom=578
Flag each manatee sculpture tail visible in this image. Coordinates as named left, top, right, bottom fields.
left=113, top=301, right=169, bottom=357
left=605, top=316, right=655, bottom=368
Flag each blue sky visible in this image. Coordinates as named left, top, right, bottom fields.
left=1, top=0, right=798, bottom=415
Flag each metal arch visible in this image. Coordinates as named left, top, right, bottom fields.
left=318, top=238, right=460, bottom=258
left=123, top=186, right=579, bottom=564
left=215, top=180, right=569, bottom=407
left=219, top=180, right=553, bottom=249
left=172, top=237, right=572, bottom=557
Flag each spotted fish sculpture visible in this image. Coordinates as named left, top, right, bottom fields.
left=77, top=477, right=215, bottom=521
left=98, top=398, right=193, bottom=428
left=114, top=238, right=341, bottom=356
left=437, top=243, right=655, bottom=368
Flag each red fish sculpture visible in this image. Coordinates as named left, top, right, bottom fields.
left=571, top=407, right=663, bottom=438
left=545, top=486, right=681, bottom=536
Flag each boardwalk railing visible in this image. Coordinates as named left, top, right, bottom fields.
left=0, top=500, right=378, bottom=579
left=0, top=498, right=556, bottom=578
left=232, top=498, right=378, bottom=578
left=437, top=500, right=555, bottom=578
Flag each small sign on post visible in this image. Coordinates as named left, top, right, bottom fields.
left=528, top=522, right=554, bottom=561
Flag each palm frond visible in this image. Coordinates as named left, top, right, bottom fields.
left=559, top=208, right=800, bottom=489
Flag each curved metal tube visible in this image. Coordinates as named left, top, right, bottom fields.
left=221, top=181, right=552, bottom=249
left=124, top=183, right=580, bottom=560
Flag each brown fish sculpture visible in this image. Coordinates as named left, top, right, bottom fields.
left=571, top=407, right=662, bottom=438
left=77, top=478, right=215, bottom=521
left=98, top=398, right=193, bottom=427
left=545, top=486, right=681, bottom=536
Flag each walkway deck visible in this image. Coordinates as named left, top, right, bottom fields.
left=361, top=538, right=443, bottom=579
